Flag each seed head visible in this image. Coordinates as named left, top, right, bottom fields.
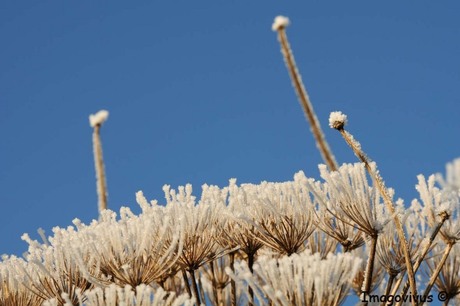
left=272, top=16, right=290, bottom=31
left=329, top=111, right=347, bottom=130
left=89, top=110, right=109, bottom=127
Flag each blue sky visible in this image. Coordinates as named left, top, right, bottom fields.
left=1, top=2, right=459, bottom=302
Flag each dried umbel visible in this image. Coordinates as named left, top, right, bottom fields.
left=228, top=250, right=362, bottom=306
left=42, top=284, right=194, bottom=306
left=239, top=177, right=316, bottom=256
left=19, top=242, right=94, bottom=306
left=2, top=14, right=460, bottom=306
left=0, top=256, right=44, bottom=306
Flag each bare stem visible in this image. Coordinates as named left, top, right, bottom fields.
left=229, top=252, right=236, bottom=306
left=189, top=269, right=201, bottom=305
left=210, top=260, right=219, bottom=304
left=181, top=269, right=192, bottom=298
left=381, top=274, right=396, bottom=306
left=337, top=128, right=417, bottom=306
left=362, top=235, right=378, bottom=299
left=276, top=27, right=338, bottom=171
left=420, top=242, right=455, bottom=306
left=391, top=212, right=449, bottom=303
left=247, top=251, right=255, bottom=306
left=92, top=124, right=108, bottom=214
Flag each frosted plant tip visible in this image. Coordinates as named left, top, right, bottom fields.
left=89, top=110, right=109, bottom=127
left=329, top=111, right=347, bottom=130
left=272, top=16, right=290, bottom=31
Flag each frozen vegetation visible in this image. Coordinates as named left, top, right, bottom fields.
left=1, top=16, right=459, bottom=306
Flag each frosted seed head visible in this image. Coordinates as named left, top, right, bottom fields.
left=272, top=16, right=290, bottom=31
left=89, top=110, right=109, bottom=127
left=329, top=111, right=348, bottom=130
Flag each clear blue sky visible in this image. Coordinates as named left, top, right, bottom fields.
left=1, top=2, right=459, bottom=302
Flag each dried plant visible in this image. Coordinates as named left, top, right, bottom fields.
left=240, top=177, right=316, bottom=256
left=424, top=244, right=460, bottom=305
left=228, top=250, right=361, bottom=306
left=272, top=16, right=338, bottom=171
left=42, top=284, right=194, bottom=306
left=89, top=110, right=109, bottom=214
left=1, top=14, right=460, bottom=306
left=329, top=111, right=418, bottom=303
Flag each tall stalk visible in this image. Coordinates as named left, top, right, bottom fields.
left=329, top=112, right=418, bottom=306
left=391, top=212, right=449, bottom=303
left=89, top=110, right=109, bottom=215
left=273, top=16, right=338, bottom=171
left=419, top=242, right=455, bottom=306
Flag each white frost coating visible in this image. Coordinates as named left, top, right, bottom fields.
left=329, top=111, right=348, bottom=129
left=89, top=110, right=109, bottom=127
left=272, top=15, right=290, bottom=31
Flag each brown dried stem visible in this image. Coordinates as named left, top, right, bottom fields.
left=336, top=127, right=418, bottom=305
left=276, top=26, right=338, bottom=171
left=92, top=124, right=108, bottom=214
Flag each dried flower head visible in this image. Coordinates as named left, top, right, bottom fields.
left=329, top=111, right=348, bottom=130
left=89, top=110, right=109, bottom=127
left=271, top=16, right=290, bottom=31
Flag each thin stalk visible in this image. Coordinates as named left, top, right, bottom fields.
left=189, top=269, right=201, bottom=305
left=181, top=269, right=192, bottom=298
left=198, top=272, right=206, bottom=306
left=229, top=252, right=236, bottom=306
left=391, top=212, right=449, bottom=302
left=247, top=251, right=255, bottom=306
left=217, top=287, right=223, bottom=306
left=337, top=127, right=417, bottom=306
left=381, top=274, right=396, bottom=306
left=276, top=26, right=338, bottom=171
left=420, top=242, right=455, bottom=306
left=92, top=124, right=108, bottom=214
left=210, top=260, right=219, bottom=304
left=362, top=235, right=378, bottom=299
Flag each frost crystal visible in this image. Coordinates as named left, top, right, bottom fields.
left=89, top=110, right=109, bottom=127
left=272, top=15, right=290, bottom=31
left=328, top=111, right=347, bottom=129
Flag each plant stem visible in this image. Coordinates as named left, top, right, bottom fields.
left=210, top=260, right=219, bottom=304
left=381, top=274, right=396, bottom=306
left=391, top=212, right=449, bottom=303
left=189, top=269, right=201, bottom=305
left=362, top=235, right=378, bottom=299
left=248, top=251, right=255, bottom=306
left=92, top=124, right=108, bottom=214
left=181, top=269, right=192, bottom=298
left=276, top=27, right=338, bottom=171
left=420, top=242, right=455, bottom=306
left=229, top=252, right=236, bottom=306
left=338, top=128, right=418, bottom=306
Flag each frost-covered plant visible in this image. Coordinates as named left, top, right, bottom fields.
left=227, top=250, right=361, bottom=306
left=1, top=14, right=459, bottom=306
left=70, top=203, right=183, bottom=289
left=42, top=284, right=194, bottom=306
left=163, top=184, right=227, bottom=305
left=237, top=177, right=316, bottom=256
left=424, top=244, right=460, bottom=305
left=308, top=162, right=389, bottom=296
left=89, top=109, right=109, bottom=214
left=18, top=233, right=94, bottom=306
left=0, top=256, right=44, bottom=306
left=350, top=246, right=386, bottom=298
